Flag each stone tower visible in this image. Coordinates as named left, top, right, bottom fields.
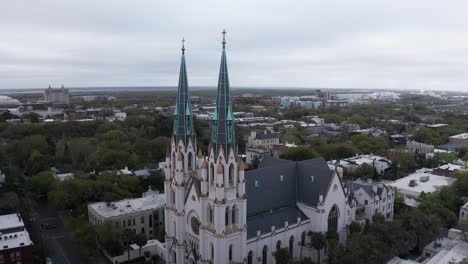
left=164, top=39, right=203, bottom=264
left=200, top=30, right=247, bottom=263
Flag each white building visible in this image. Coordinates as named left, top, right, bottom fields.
left=55, top=172, right=74, bottom=181
left=44, top=85, right=70, bottom=104
left=162, top=38, right=355, bottom=264
left=388, top=169, right=457, bottom=207
left=406, top=140, right=435, bottom=155
left=0, top=213, right=33, bottom=263
left=350, top=179, right=394, bottom=224
left=245, top=148, right=269, bottom=168
left=335, top=154, right=392, bottom=175
left=388, top=229, right=468, bottom=264
left=246, top=130, right=280, bottom=149
left=460, top=201, right=468, bottom=222
left=88, top=189, right=165, bottom=241
left=0, top=170, right=5, bottom=187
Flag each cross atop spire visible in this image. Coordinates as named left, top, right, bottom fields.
left=222, top=29, right=227, bottom=48
left=181, top=38, right=185, bottom=54
left=211, top=29, right=236, bottom=159
left=173, top=39, right=195, bottom=147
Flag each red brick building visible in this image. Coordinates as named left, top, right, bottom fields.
left=0, top=214, right=33, bottom=264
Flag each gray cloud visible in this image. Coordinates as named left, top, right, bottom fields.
left=0, top=0, right=467, bottom=91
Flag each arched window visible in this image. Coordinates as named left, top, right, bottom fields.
left=172, top=152, right=176, bottom=170
left=262, top=246, right=268, bottom=264
left=208, top=205, right=214, bottom=224
left=225, top=206, right=230, bottom=226
left=289, top=236, right=294, bottom=257
left=229, top=244, right=233, bottom=261
left=228, top=164, right=234, bottom=187
left=328, top=205, right=339, bottom=233
left=301, top=231, right=306, bottom=246
left=248, top=251, right=253, bottom=264
left=276, top=240, right=282, bottom=251
left=232, top=205, right=237, bottom=225
left=210, top=164, right=214, bottom=185
left=188, top=152, right=193, bottom=170
left=210, top=243, right=214, bottom=260
left=180, top=153, right=185, bottom=172
left=171, top=190, right=175, bottom=205
left=172, top=251, right=177, bottom=263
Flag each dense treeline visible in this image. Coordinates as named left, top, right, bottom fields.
left=0, top=111, right=172, bottom=188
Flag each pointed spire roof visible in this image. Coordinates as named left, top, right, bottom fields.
left=211, top=29, right=236, bottom=158
left=173, top=38, right=196, bottom=147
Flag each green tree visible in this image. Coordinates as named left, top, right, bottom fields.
left=26, top=171, right=56, bottom=195
left=95, top=222, right=123, bottom=257
left=353, top=163, right=376, bottom=180
left=351, top=134, right=389, bottom=156
left=0, top=192, right=20, bottom=214
left=372, top=213, right=385, bottom=224
left=251, top=155, right=261, bottom=169
left=400, top=209, right=443, bottom=252
left=435, top=152, right=458, bottom=164
left=348, top=222, right=362, bottom=235
left=135, top=233, right=148, bottom=257
left=309, top=232, right=326, bottom=264
left=299, top=257, right=315, bottom=264
left=280, top=147, right=319, bottom=161
left=274, top=248, right=290, bottom=264
left=122, top=228, right=136, bottom=261
left=22, top=112, right=40, bottom=123
left=325, top=231, right=340, bottom=264
left=460, top=219, right=468, bottom=242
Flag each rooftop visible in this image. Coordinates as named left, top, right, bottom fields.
left=0, top=214, right=25, bottom=231
left=450, top=133, right=468, bottom=140
left=0, top=230, right=32, bottom=250
left=89, top=193, right=165, bottom=219
left=343, top=154, right=391, bottom=166
left=426, top=123, right=448, bottom=128
left=389, top=169, right=457, bottom=196
left=425, top=229, right=468, bottom=264
left=437, top=163, right=462, bottom=172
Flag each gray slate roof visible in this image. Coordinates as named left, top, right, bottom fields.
left=254, top=132, right=279, bottom=140
left=350, top=179, right=387, bottom=198
left=246, top=205, right=307, bottom=239
left=245, top=155, right=334, bottom=216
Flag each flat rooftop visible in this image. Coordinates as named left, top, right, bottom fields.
left=0, top=230, right=32, bottom=250
left=449, top=133, right=468, bottom=139
left=0, top=214, right=25, bottom=231
left=389, top=169, right=457, bottom=197
left=89, top=193, right=165, bottom=219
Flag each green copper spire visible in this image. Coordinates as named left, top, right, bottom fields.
left=173, top=38, right=195, bottom=146
left=211, top=30, right=236, bottom=157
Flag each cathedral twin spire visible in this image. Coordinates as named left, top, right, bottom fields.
left=173, top=31, right=236, bottom=158
left=173, top=38, right=195, bottom=147
left=211, top=29, right=236, bottom=158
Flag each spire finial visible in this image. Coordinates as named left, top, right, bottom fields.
left=181, top=38, right=185, bottom=54
left=222, top=29, right=227, bottom=48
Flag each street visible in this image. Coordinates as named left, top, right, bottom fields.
left=30, top=204, right=89, bottom=264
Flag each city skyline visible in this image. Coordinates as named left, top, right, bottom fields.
left=1, top=0, right=468, bottom=91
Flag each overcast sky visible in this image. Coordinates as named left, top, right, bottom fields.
left=1, top=0, right=467, bottom=91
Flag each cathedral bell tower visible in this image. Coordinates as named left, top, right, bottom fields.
left=198, top=30, right=247, bottom=263
left=164, top=39, right=203, bottom=264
